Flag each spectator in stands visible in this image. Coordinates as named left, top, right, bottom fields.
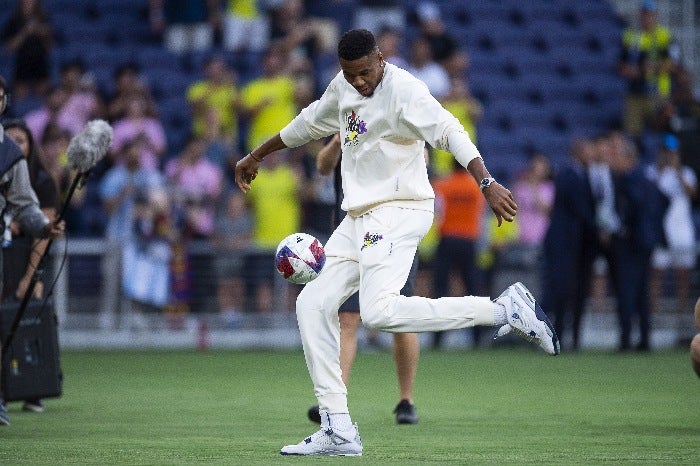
left=55, top=60, right=104, bottom=136
left=668, top=68, right=700, bottom=179
left=24, top=85, right=68, bottom=144
left=212, top=190, right=251, bottom=327
left=376, top=26, right=408, bottom=69
left=240, top=44, right=297, bottom=154
left=166, top=135, right=225, bottom=318
left=39, top=124, right=95, bottom=235
left=268, top=0, right=339, bottom=76
left=99, top=138, right=166, bottom=325
left=186, top=55, right=239, bottom=145
left=149, top=0, right=222, bottom=54
left=106, top=64, right=156, bottom=122
left=540, top=138, right=597, bottom=351
left=511, top=153, right=554, bottom=249
left=430, top=163, right=485, bottom=349
left=2, top=119, right=58, bottom=414
left=111, top=92, right=166, bottom=171
left=608, top=131, right=667, bottom=351
left=587, top=134, right=621, bottom=315
left=645, top=134, right=697, bottom=316
left=353, top=0, right=405, bottom=36
left=431, top=76, right=482, bottom=178
left=165, top=135, right=224, bottom=240
left=413, top=1, right=468, bottom=80
left=243, top=149, right=302, bottom=312
left=222, top=0, right=270, bottom=53
left=617, top=0, right=679, bottom=143
left=1, top=0, right=54, bottom=100
left=406, top=35, right=450, bottom=100
left=25, top=60, right=101, bottom=143
left=201, top=106, right=238, bottom=187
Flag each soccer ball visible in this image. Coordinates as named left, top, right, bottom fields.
left=275, top=233, right=326, bottom=284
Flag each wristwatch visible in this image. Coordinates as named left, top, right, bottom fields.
left=479, top=177, right=497, bottom=192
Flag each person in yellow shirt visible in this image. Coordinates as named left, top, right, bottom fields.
left=240, top=45, right=297, bottom=153
left=617, top=0, right=679, bottom=139
left=244, top=149, right=302, bottom=312
left=431, top=76, right=482, bottom=178
left=187, top=55, right=239, bottom=143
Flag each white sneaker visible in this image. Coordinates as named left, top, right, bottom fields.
left=280, top=424, right=363, bottom=456
left=494, top=282, right=560, bottom=355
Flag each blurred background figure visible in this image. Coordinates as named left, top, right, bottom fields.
left=540, top=139, right=597, bottom=351
left=111, top=93, right=166, bottom=170
left=617, top=0, right=680, bottom=144
left=645, top=134, right=697, bottom=319
left=212, top=190, right=251, bottom=328
left=240, top=44, right=297, bottom=154
left=1, top=0, right=54, bottom=101
left=222, top=0, right=270, bottom=53
left=186, top=55, right=239, bottom=147
left=99, top=138, right=165, bottom=328
left=149, top=0, right=221, bottom=55
left=243, top=149, right=302, bottom=312
left=353, top=0, right=405, bottom=36
left=511, top=152, right=554, bottom=252
left=165, top=135, right=224, bottom=318
left=608, top=132, right=667, bottom=351
left=430, top=164, right=485, bottom=349
left=407, top=35, right=450, bottom=100
left=105, top=64, right=155, bottom=122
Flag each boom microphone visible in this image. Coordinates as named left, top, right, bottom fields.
left=66, top=119, right=113, bottom=173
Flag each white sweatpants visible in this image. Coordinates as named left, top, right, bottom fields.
left=295, top=206, right=497, bottom=413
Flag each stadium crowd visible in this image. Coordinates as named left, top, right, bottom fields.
left=0, top=0, right=698, bottom=353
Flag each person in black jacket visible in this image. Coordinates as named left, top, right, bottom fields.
left=608, top=132, right=667, bottom=351
left=540, top=138, right=597, bottom=351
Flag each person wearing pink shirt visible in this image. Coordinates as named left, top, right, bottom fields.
left=165, top=135, right=223, bottom=238
left=512, top=153, right=554, bottom=248
left=111, top=93, right=166, bottom=170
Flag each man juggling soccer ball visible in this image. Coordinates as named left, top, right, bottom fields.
left=235, top=29, right=560, bottom=456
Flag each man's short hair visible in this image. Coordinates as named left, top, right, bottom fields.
left=338, top=29, right=377, bottom=61
left=0, top=75, right=6, bottom=92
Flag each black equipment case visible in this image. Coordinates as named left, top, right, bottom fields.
left=0, top=300, right=62, bottom=402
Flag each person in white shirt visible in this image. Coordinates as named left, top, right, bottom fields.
left=645, top=134, right=697, bottom=316
left=234, top=29, right=559, bottom=457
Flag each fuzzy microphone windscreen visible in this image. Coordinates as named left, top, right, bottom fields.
left=67, top=119, right=113, bottom=173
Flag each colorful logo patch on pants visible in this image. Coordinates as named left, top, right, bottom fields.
left=361, top=232, right=383, bottom=250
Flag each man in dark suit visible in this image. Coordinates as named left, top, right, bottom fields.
left=608, top=132, right=667, bottom=351
left=540, top=138, right=598, bottom=350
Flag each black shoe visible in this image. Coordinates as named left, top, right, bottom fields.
left=23, top=398, right=44, bottom=413
left=0, top=401, right=9, bottom=426
left=394, top=399, right=418, bottom=424
left=307, top=405, right=321, bottom=424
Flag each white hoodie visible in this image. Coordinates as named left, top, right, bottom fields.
left=280, top=63, right=481, bottom=216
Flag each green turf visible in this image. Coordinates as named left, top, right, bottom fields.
left=0, top=348, right=698, bottom=465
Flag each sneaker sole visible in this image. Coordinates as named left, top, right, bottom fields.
left=513, top=282, right=561, bottom=355
left=281, top=451, right=362, bottom=457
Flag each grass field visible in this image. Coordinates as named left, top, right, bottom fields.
left=0, top=347, right=698, bottom=465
